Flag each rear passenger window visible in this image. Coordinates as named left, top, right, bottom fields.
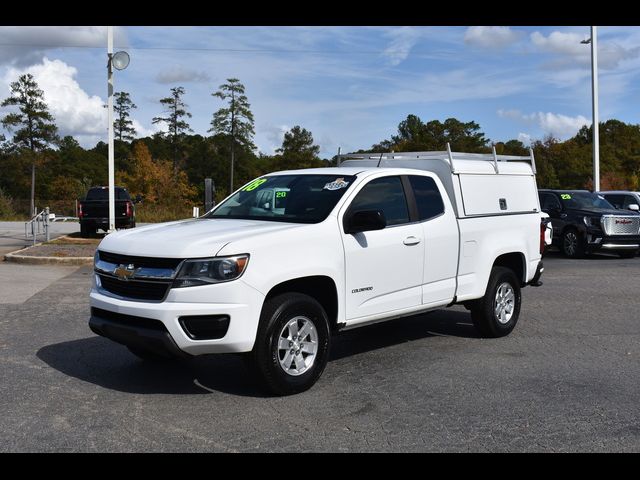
left=348, top=176, right=409, bottom=226
left=540, top=193, right=561, bottom=211
left=409, top=176, right=445, bottom=221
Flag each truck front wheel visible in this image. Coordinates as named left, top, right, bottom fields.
left=561, top=228, right=584, bottom=258
left=248, top=293, right=331, bottom=396
left=470, top=267, right=521, bottom=338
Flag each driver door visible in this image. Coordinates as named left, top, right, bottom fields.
left=341, top=176, right=424, bottom=320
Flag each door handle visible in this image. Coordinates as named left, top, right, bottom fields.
left=403, top=236, right=421, bottom=246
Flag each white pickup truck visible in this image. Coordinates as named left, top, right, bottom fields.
left=90, top=147, right=545, bottom=395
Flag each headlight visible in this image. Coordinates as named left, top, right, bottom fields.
left=173, top=255, right=249, bottom=288
left=583, top=216, right=600, bottom=227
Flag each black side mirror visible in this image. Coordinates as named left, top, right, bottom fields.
left=345, top=209, right=386, bottom=234
left=134, top=194, right=143, bottom=204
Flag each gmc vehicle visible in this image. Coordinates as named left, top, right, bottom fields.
left=598, top=191, right=640, bottom=213
left=89, top=148, right=544, bottom=395
left=79, top=186, right=137, bottom=236
left=539, top=189, right=640, bottom=258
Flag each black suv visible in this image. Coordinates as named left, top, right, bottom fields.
left=538, top=189, right=640, bottom=258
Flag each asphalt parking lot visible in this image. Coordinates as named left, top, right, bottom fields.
left=1, top=250, right=639, bottom=452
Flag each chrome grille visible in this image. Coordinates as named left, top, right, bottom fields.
left=601, top=215, right=640, bottom=235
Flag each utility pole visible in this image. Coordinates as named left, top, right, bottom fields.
left=107, top=26, right=115, bottom=232
left=582, top=26, right=599, bottom=192
left=591, top=26, right=600, bottom=192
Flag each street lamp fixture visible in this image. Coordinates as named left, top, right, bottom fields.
left=110, top=51, right=130, bottom=71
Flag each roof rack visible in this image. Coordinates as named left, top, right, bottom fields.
left=338, top=142, right=536, bottom=174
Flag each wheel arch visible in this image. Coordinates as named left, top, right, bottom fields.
left=263, top=276, right=339, bottom=331
left=492, top=252, right=526, bottom=286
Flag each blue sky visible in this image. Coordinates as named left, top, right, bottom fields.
left=1, top=26, right=640, bottom=158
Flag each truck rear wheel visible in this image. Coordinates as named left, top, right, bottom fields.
left=248, top=292, right=331, bottom=396
left=470, top=267, right=521, bottom=338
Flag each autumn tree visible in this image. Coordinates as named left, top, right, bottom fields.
left=114, top=91, right=137, bottom=141
left=152, top=86, right=193, bottom=177
left=210, top=78, right=255, bottom=192
left=1, top=73, right=58, bottom=215
left=116, top=142, right=196, bottom=206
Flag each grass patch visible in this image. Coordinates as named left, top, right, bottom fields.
left=46, top=235, right=101, bottom=246
left=135, top=203, right=194, bottom=223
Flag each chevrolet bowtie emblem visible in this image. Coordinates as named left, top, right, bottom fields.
left=114, top=263, right=137, bottom=281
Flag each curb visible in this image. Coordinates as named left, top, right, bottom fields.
left=4, top=252, right=94, bottom=266
left=2, top=239, right=94, bottom=266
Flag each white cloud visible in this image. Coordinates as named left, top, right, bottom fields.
left=498, top=109, right=590, bottom=139
left=382, top=27, right=422, bottom=66
left=531, top=30, right=640, bottom=70
left=517, top=133, right=532, bottom=146
left=531, top=31, right=586, bottom=56
left=2, top=57, right=106, bottom=145
left=131, top=119, right=162, bottom=138
left=155, top=68, right=212, bottom=84
left=258, top=124, right=290, bottom=155
left=464, top=26, right=520, bottom=49
left=0, top=26, right=127, bottom=67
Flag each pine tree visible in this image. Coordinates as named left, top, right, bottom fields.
left=209, top=78, right=255, bottom=192
left=152, top=86, right=193, bottom=177
left=1, top=73, right=58, bottom=215
left=114, top=91, right=137, bottom=141
left=275, top=126, right=321, bottom=170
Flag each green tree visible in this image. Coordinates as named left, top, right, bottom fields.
left=370, top=114, right=489, bottom=153
left=114, top=91, right=137, bottom=141
left=1, top=73, right=58, bottom=215
left=210, top=78, right=255, bottom=192
left=152, top=86, right=193, bottom=177
left=273, top=125, right=322, bottom=170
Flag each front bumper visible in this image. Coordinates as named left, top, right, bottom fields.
left=89, top=277, right=265, bottom=355
left=585, top=231, right=640, bottom=253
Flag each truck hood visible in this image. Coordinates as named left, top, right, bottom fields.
left=98, top=218, right=305, bottom=258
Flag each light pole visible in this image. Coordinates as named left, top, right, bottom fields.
left=106, top=26, right=130, bottom=233
left=581, top=26, right=599, bottom=192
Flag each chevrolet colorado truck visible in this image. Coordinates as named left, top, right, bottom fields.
left=89, top=148, right=544, bottom=395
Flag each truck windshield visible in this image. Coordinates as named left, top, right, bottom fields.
left=206, top=174, right=356, bottom=223
left=560, top=192, right=615, bottom=210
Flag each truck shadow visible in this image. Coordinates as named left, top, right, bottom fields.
left=37, top=309, right=477, bottom=398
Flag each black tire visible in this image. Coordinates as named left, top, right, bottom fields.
left=247, top=292, right=331, bottom=396
left=79, top=223, right=88, bottom=237
left=561, top=228, right=584, bottom=258
left=127, top=345, right=170, bottom=362
left=470, top=266, right=521, bottom=338
left=617, top=250, right=637, bottom=259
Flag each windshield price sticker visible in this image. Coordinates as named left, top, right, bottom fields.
left=561, top=194, right=572, bottom=200
left=242, top=178, right=268, bottom=192
left=323, top=178, right=350, bottom=191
